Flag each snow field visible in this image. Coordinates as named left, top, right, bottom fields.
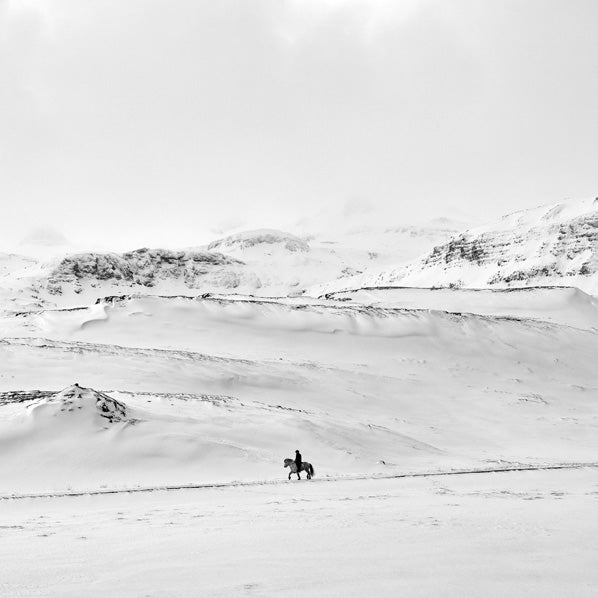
left=1, top=468, right=597, bottom=597
left=0, top=291, right=597, bottom=493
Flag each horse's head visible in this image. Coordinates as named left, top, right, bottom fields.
left=283, top=458, right=292, bottom=468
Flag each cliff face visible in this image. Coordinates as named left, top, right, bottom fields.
left=46, top=248, right=249, bottom=295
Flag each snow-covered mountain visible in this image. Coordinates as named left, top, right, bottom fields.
left=362, top=198, right=598, bottom=294
left=202, top=228, right=344, bottom=295
left=0, top=224, right=461, bottom=312
left=200, top=225, right=463, bottom=297
left=0, top=248, right=256, bottom=314
left=3, top=199, right=597, bottom=318
left=207, top=229, right=310, bottom=254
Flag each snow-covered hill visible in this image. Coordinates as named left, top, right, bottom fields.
left=202, top=225, right=462, bottom=297
left=366, top=198, right=598, bottom=294
left=0, top=253, right=38, bottom=277
left=0, top=246, right=263, bottom=314
left=1, top=290, right=597, bottom=492
left=202, top=228, right=344, bottom=295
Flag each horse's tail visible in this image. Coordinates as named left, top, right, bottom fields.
left=309, top=464, right=314, bottom=478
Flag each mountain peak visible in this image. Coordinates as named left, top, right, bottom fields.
left=207, top=229, right=310, bottom=254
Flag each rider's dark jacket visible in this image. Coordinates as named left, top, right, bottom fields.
left=295, top=452, right=302, bottom=469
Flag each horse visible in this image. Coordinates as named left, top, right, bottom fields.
left=284, top=458, right=314, bottom=480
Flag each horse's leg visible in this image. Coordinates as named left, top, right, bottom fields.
left=288, top=472, right=291, bottom=480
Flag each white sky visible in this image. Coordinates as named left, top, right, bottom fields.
left=1, top=0, right=598, bottom=251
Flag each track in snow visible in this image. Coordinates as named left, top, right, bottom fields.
left=2, top=462, right=597, bottom=501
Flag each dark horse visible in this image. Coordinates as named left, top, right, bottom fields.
left=284, top=458, right=314, bottom=480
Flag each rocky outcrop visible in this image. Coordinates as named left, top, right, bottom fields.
left=424, top=213, right=597, bottom=279
left=46, top=248, right=247, bottom=295
left=28, top=384, right=130, bottom=424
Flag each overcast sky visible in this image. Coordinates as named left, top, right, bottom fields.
left=1, top=0, right=597, bottom=251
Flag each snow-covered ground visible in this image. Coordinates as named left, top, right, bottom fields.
left=323, top=286, right=598, bottom=330
left=2, top=468, right=598, bottom=597
left=1, top=289, right=597, bottom=495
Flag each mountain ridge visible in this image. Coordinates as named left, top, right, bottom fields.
left=327, top=198, right=598, bottom=295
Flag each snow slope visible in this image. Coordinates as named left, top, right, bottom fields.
left=323, top=286, right=598, bottom=330
left=202, top=225, right=460, bottom=297
left=1, top=292, right=597, bottom=493
left=0, top=253, right=48, bottom=314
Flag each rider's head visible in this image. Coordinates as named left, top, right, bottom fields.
left=296, top=449, right=300, bottom=453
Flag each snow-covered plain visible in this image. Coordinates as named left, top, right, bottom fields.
left=1, top=206, right=598, bottom=596
left=2, top=469, right=598, bottom=597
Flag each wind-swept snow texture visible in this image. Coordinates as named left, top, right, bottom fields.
left=323, top=286, right=598, bottom=330
left=0, top=291, right=597, bottom=493
left=371, top=197, right=598, bottom=293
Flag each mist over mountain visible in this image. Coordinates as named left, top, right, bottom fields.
left=0, top=219, right=462, bottom=312
left=1, top=198, right=597, bottom=316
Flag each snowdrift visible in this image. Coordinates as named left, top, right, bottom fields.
left=323, top=286, right=598, bottom=330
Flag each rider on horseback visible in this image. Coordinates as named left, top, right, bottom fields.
left=284, top=452, right=313, bottom=480
left=295, top=449, right=302, bottom=472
